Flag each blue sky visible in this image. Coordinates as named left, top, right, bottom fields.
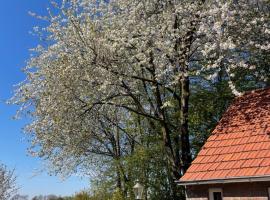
left=0, top=1, right=88, bottom=198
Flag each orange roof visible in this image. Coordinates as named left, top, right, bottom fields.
left=180, top=87, right=270, bottom=184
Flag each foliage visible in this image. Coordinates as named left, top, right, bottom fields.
left=31, top=195, right=73, bottom=200
left=11, top=195, right=29, bottom=200
left=73, top=192, right=90, bottom=200
left=0, top=163, right=17, bottom=200
left=189, top=80, right=234, bottom=153
left=111, top=189, right=124, bottom=200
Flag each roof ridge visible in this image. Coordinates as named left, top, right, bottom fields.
left=237, top=86, right=270, bottom=98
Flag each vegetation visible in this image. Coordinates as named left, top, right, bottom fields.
left=11, top=0, right=269, bottom=199
left=0, top=163, right=17, bottom=200
left=30, top=192, right=115, bottom=200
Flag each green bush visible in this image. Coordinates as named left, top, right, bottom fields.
left=111, top=189, right=124, bottom=200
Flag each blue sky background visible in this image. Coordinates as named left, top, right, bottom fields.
left=0, top=1, right=88, bottom=198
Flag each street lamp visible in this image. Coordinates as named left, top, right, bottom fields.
left=133, top=181, right=144, bottom=200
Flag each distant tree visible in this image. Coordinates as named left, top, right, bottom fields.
left=74, top=192, right=90, bottom=200
left=62, top=197, right=74, bottom=200
left=31, top=195, right=59, bottom=200
left=11, top=195, right=29, bottom=200
left=32, top=195, right=42, bottom=200
left=46, top=195, right=59, bottom=200
left=0, top=163, right=17, bottom=200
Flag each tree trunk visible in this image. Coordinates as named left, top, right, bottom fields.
left=116, top=165, right=122, bottom=190
left=180, top=73, right=192, bottom=173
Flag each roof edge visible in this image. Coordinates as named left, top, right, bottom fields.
left=177, top=175, right=270, bottom=186
left=245, top=86, right=270, bottom=94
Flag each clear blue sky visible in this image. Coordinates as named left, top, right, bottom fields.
left=0, top=1, right=88, bottom=198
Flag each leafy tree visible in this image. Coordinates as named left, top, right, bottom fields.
left=111, top=189, right=124, bottom=200
left=74, top=192, right=90, bottom=200
left=62, top=197, right=73, bottom=200
left=0, top=163, right=17, bottom=200
left=31, top=195, right=62, bottom=200
left=11, top=195, right=29, bottom=200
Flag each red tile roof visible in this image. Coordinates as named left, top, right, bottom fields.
left=180, top=87, right=270, bottom=183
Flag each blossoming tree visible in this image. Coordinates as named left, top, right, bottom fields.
left=0, top=163, right=17, bottom=200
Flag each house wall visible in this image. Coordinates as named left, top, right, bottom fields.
left=186, top=182, right=270, bottom=200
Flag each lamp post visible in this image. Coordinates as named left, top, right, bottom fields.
left=133, top=181, right=144, bottom=200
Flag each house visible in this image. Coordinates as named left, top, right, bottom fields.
left=178, top=88, right=270, bottom=200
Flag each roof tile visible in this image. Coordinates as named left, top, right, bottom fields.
left=180, top=88, right=270, bottom=182
left=254, top=166, right=269, bottom=176
left=260, top=158, right=270, bottom=167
